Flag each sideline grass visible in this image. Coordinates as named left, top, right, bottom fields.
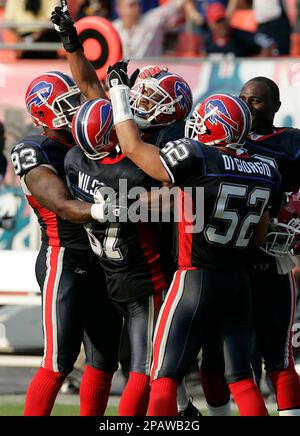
left=0, top=401, right=278, bottom=416
left=0, top=404, right=119, bottom=416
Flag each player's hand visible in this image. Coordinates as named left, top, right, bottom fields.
left=51, top=6, right=73, bottom=32
left=91, top=187, right=128, bottom=222
left=138, top=65, right=168, bottom=80
left=107, top=60, right=140, bottom=89
left=50, top=6, right=82, bottom=52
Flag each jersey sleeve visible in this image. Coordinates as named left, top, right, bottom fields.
left=10, top=139, right=51, bottom=178
left=159, top=139, right=204, bottom=186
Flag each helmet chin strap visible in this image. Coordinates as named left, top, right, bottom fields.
left=84, top=151, right=110, bottom=160
left=134, top=114, right=174, bottom=130
left=134, top=114, right=152, bottom=130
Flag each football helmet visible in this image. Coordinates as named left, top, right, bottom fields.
left=72, top=98, right=117, bottom=160
left=261, top=190, right=300, bottom=257
left=25, top=71, right=82, bottom=129
left=185, top=93, right=251, bottom=148
left=129, top=66, right=193, bottom=129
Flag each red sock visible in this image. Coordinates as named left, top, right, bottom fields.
left=79, top=365, right=114, bottom=416
left=229, top=378, right=268, bottom=416
left=200, top=368, right=231, bottom=407
left=119, top=372, right=150, bottom=416
left=147, top=378, right=178, bottom=416
left=268, top=367, right=300, bottom=411
left=24, top=367, right=67, bottom=416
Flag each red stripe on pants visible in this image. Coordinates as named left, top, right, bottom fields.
left=151, top=271, right=184, bottom=381
left=43, top=247, right=61, bottom=371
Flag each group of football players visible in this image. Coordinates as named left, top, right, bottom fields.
left=9, top=4, right=300, bottom=416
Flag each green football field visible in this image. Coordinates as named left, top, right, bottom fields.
left=0, top=402, right=278, bottom=416
left=0, top=403, right=118, bottom=416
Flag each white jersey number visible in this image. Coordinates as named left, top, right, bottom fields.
left=85, top=223, right=123, bottom=260
left=205, top=183, right=270, bottom=247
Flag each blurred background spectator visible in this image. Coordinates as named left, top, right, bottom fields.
left=204, top=2, right=278, bottom=56
left=252, top=0, right=291, bottom=55
left=75, top=0, right=113, bottom=21
left=111, top=0, right=160, bottom=19
left=3, top=0, right=60, bottom=58
left=112, top=0, right=187, bottom=59
left=184, top=0, right=230, bottom=33
left=179, top=0, right=251, bottom=56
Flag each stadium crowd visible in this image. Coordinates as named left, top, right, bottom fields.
left=0, top=0, right=299, bottom=59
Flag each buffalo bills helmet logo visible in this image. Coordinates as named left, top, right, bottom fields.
left=26, top=81, right=53, bottom=110
left=175, top=81, right=192, bottom=112
left=205, top=99, right=239, bottom=139
left=95, top=102, right=113, bottom=145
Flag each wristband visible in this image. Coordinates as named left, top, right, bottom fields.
left=110, top=85, right=134, bottom=125
left=60, top=27, right=83, bottom=53
left=90, top=203, right=106, bottom=222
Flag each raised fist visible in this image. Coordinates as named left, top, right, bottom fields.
left=51, top=6, right=74, bottom=33
left=50, top=6, right=82, bottom=52
left=107, top=60, right=140, bottom=89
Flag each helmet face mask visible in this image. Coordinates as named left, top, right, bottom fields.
left=260, top=218, right=300, bottom=257
left=25, top=71, right=82, bottom=130
left=52, top=90, right=83, bottom=128
left=185, top=104, right=220, bottom=144
left=261, top=190, right=300, bottom=257
left=72, top=98, right=117, bottom=160
left=185, top=94, right=251, bottom=149
left=129, top=71, right=192, bottom=130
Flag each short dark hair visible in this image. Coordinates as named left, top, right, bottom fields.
left=247, top=77, right=280, bottom=102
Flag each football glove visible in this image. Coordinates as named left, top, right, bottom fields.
left=107, top=60, right=140, bottom=89
left=51, top=6, right=83, bottom=52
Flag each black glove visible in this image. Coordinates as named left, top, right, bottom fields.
left=51, top=6, right=83, bottom=53
left=107, top=60, right=140, bottom=89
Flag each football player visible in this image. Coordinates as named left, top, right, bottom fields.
left=65, top=97, right=169, bottom=416
left=106, top=63, right=283, bottom=416
left=10, top=72, right=122, bottom=416
left=198, top=77, right=300, bottom=416
left=51, top=4, right=199, bottom=417
left=240, top=77, right=300, bottom=416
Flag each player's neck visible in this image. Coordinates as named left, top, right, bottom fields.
left=43, top=128, right=75, bottom=147
left=249, top=126, right=276, bottom=139
left=250, top=124, right=274, bottom=135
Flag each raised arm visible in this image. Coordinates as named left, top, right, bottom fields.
left=51, top=5, right=106, bottom=100
left=65, top=50, right=107, bottom=100
left=107, top=62, right=169, bottom=183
